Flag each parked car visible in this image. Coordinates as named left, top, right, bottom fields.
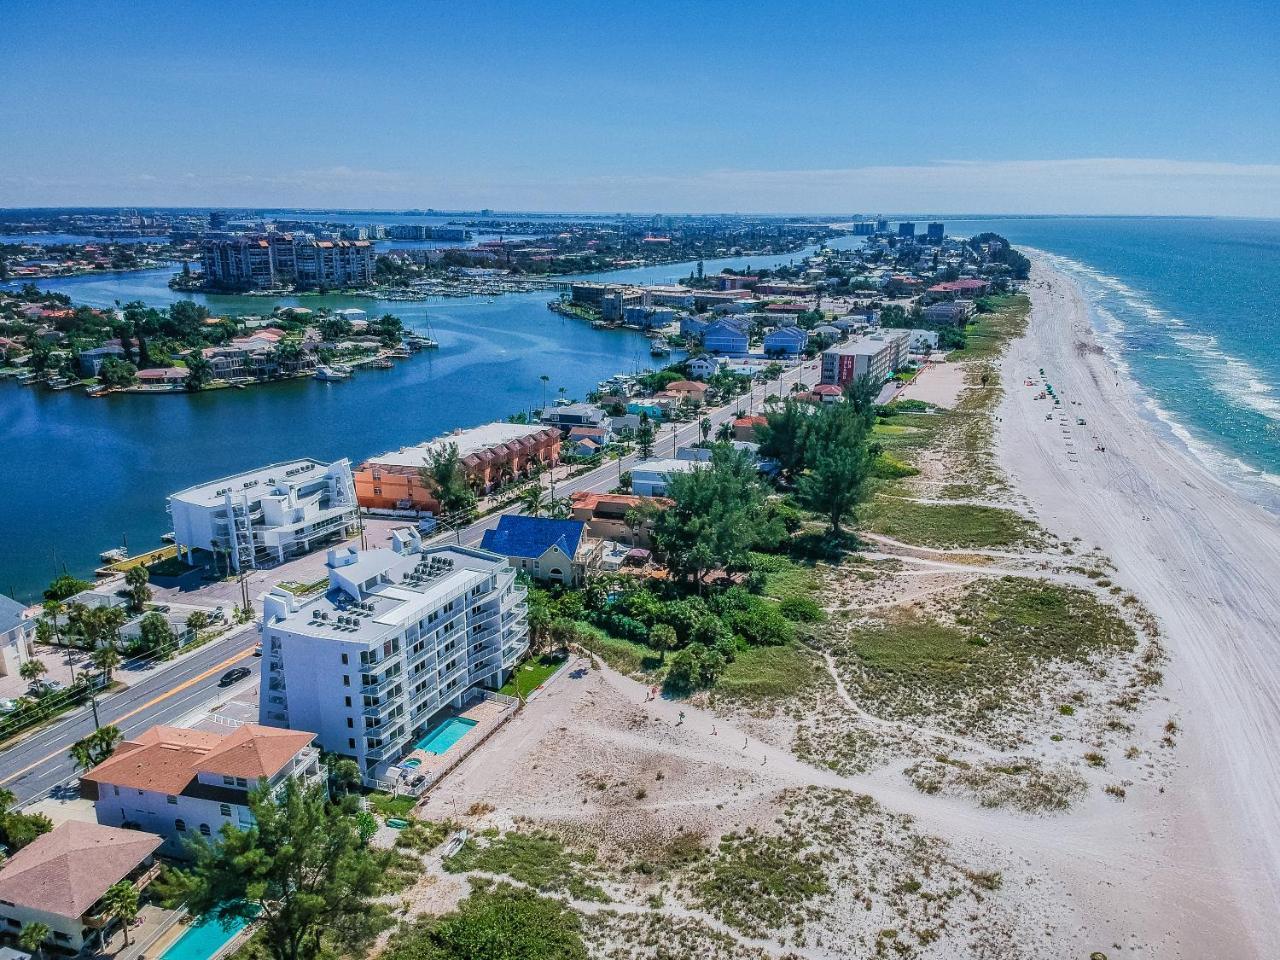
left=0, top=698, right=17, bottom=714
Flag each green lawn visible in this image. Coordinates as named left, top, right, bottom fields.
left=499, top=654, right=569, bottom=698
left=369, top=793, right=418, bottom=819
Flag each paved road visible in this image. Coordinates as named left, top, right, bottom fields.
left=0, top=361, right=819, bottom=805
left=0, top=626, right=260, bottom=803
left=446, top=361, right=821, bottom=548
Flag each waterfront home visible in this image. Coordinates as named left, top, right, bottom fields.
left=569, top=492, right=670, bottom=547
left=480, top=515, right=595, bottom=585
left=567, top=423, right=610, bottom=447
left=631, top=456, right=706, bottom=496
left=80, top=724, right=320, bottom=857
left=0, top=821, right=163, bottom=955
left=135, top=367, right=188, bottom=388
left=540, top=403, right=609, bottom=433
left=904, top=328, right=941, bottom=352
left=606, top=413, right=643, bottom=436
left=763, top=326, right=809, bottom=358
left=687, top=355, right=725, bottom=380
left=679, top=314, right=709, bottom=340
left=0, top=594, right=35, bottom=680
left=77, top=343, right=126, bottom=377
left=356, top=423, right=561, bottom=514
left=701, top=318, right=750, bottom=357
left=169, top=458, right=358, bottom=572
left=258, top=533, right=527, bottom=786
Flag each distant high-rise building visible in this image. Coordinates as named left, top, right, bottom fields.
left=897, top=221, right=916, bottom=239
left=208, top=209, right=227, bottom=231
left=874, top=218, right=889, bottom=233
left=926, top=222, right=945, bottom=244
left=201, top=234, right=375, bottom=290
left=854, top=221, right=875, bottom=235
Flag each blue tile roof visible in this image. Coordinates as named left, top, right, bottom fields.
left=480, top=515, right=585, bottom=561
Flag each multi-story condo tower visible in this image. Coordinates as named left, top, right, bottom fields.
left=168, top=459, right=358, bottom=573
left=258, top=530, right=528, bottom=785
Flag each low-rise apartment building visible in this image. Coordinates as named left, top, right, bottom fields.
left=80, top=724, right=319, bottom=856
left=631, top=457, right=706, bottom=497
left=169, top=459, right=358, bottom=572
left=570, top=492, right=669, bottom=547
left=258, top=533, right=528, bottom=785
left=0, top=821, right=163, bottom=954
left=355, top=423, right=561, bottom=514
left=821, top=331, right=911, bottom=386
left=0, top=594, right=35, bottom=680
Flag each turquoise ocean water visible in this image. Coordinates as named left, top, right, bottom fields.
left=950, top=217, right=1280, bottom=506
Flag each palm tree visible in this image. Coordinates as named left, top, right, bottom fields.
left=19, top=922, right=50, bottom=960
left=716, top=421, right=733, bottom=442
left=699, top=416, right=712, bottom=444
left=124, top=565, right=151, bottom=613
left=103, top=881, right=140, bottom=946
left=546, top=496, right=572, bottom=520
left=42, top=599, right=64, bottom=647
left=19, top=658, right=47, bottom=685
left=91, top=644, right=121, bottom=682
left=538, top=374, right=550, bottom=411
left=520, top=485, right=547, bottom=517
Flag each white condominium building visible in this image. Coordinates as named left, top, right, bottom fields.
left=258, top=530, right=528, bottom=785
left=168, top=459, right=358, bottom=572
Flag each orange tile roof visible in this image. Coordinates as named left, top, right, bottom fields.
left=81, top=724, right=313, bottom=794
left=0, top=821, right=162, bottom=918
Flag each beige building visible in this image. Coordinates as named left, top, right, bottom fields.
left=0, top=821, right=163, bottom=954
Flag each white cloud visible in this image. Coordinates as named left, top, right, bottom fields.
left=1, top=158, right=1278, bottom=215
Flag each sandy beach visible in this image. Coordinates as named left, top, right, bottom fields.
left=998, top=256, right=1280, bottom=956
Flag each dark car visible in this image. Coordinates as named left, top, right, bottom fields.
left=219, top=666, right=252, bottom=687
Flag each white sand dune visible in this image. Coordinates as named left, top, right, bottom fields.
left=999, top=257, right=1280, bottom=957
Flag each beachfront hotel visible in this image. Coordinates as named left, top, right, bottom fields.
left=354, top=422, right=561, bottom=515
left=820, top=331, right=912, bottom=386
left=258, top=529, right=528, bottom=786
left=168, top=459, right=359, bottom=573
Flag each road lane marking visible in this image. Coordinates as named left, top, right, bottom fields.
left=0, top=645, right=256, bottom=788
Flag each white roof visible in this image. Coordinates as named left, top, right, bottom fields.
left=366, top=422, right=550, bottom=468
left=170, top=459, right=335, bottom=507
left=632, top=457, right=704, bottom=476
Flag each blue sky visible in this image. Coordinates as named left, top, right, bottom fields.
left=2, top=0, right=1279, bottom=214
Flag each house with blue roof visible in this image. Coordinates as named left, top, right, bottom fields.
left=479, top=515, right=595, bottom=585
left=763, top=326, right=809, bottom=358
left=702, top=318, right=750, bottom=357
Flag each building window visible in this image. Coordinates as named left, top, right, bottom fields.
left=223, top=776, right=235, bottom=786
left=236, top=777, right=248, bottom=788
left=346, top=717, right=354, bottom=728
left=343, top=675, right=350, bottom=686
left=220, top=804, right=231, bottom=817
left=347, top=738, right=356, bottom=749
left=166, top=795, right=177, bottom=804
left=113, top=785, right=120, bottom=796
left=200, top=823, right=211, bottom=836
left=341, top=653, right=349, bottom=665
left=344, top=695, right=352, bottom=707
left=176, top=819, right=186, bottom=832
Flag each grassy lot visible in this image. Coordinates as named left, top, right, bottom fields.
left=499, top=653, right=568, bottom=698
left=444, top=829, right=608, bottom=901
left=748, top=552, right=820, bottom=604
left=833, top=578, right=1135, bottom=731
left=948, top=294, right=1031, bottom=362
left=572, top=622, right=663, bottom=676
left=715, top=642, right=819, bottom=701
left=368, top=793, right=418, bottom=819
left=861, top=497, right=1039, bottom=550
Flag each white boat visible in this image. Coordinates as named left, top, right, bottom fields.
left=315, top=364, right=352, bottom=382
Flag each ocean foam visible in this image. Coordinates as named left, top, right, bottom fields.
left=1026, top=248, right=1280, bottom=506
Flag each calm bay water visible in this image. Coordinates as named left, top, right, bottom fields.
left=1, top=240, right=846, bottom=602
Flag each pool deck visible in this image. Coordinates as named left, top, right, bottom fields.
left=386, top=696, right=513, bottom=794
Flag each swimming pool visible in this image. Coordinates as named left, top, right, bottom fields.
left=160, top=912, right=251, bottom=960
left=413, top=716, right=477, bottom=754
